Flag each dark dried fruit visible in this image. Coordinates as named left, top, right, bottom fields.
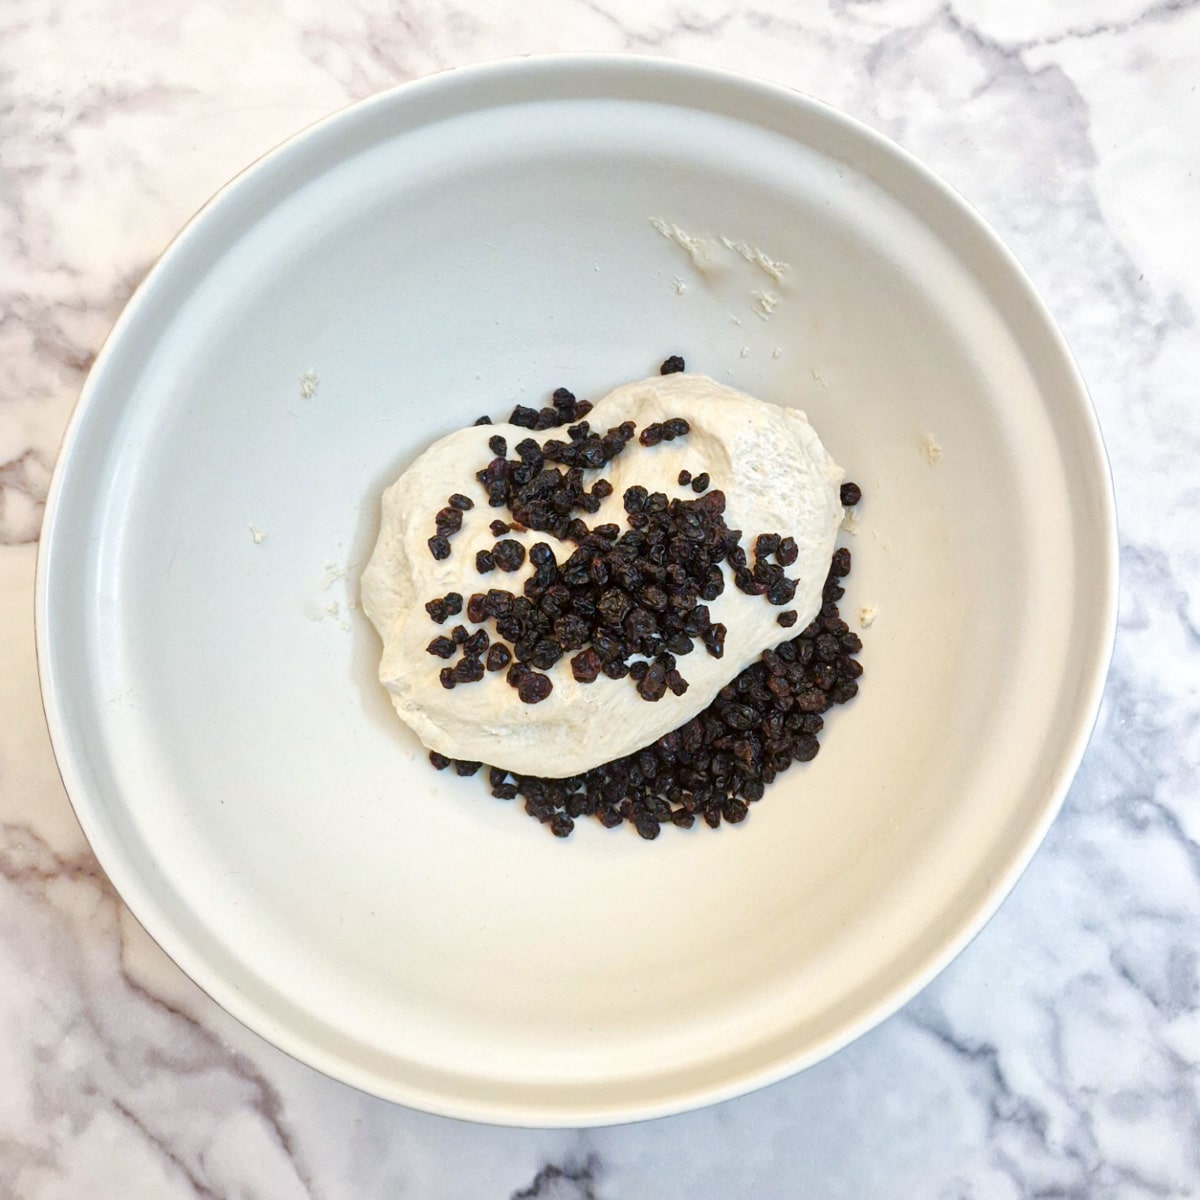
left=635, top=815, right=661, bottom=840
left=425, top=592, right=463, bottom=623
left=427, top=636, right=456, bottom=658
left=466, top=593, right=487, bottom=623
left=429, top=751, right=451, bottom=770
left=453, top=539, right=861, bottom=830
left=435, top=506, right=463, bottom=535
left=493, top=539, right=526, bottom=572
left=571, top=648, right=602, bottom=683
left=428, top=535, right=451, bottom=560
left=840, top=481, right=862, bottom=506
left=448, top=493, right=474, bottom=511
left=517, top=672, right=553, bottom=704
left=702, top=622, right=727, bottom=658
left=660, top=355, right=685, bottom=375
left=624, top=485, right=648, bottom=513
left=442, top=393, right=866, bottom=836
left=723, top=798, right=749, bottom=824
left=463, top=629, right=489, bottom=657
left=529, top=638, right=564, bottom=670
left=452, top=657, right=485, bottom=684
left=625, top=607, right=657, bottom=640
left=767, top=577, right=797, bottom=606
left=484, top=588, right=514, bottom=617
left=815, top=633, right=841, bottom=663
left=756, top=533, right=781, bottom=559
left=637, top=662, right=668, bottom=702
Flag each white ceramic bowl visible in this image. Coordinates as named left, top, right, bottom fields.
left=37, top=56, right=1116, bottom=1126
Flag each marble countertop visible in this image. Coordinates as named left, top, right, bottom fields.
left=4, top=1, right=1199, bottom=1195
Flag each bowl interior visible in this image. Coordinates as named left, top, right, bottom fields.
left=38, top=59, right=1113, bottom=1124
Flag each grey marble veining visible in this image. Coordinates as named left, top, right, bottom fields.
left=2, top=1, right=1198, bottom=1196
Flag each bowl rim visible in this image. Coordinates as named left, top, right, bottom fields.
left=34, top=52, right=1118, bottom=1127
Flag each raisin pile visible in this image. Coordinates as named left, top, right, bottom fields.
left=426, top=357, right=808, bottom=707
left=416, top=356, right=866, bottom=838
left=433, top=547, right=863, bottom=838
left=473, top=418, right=634, bottom=533
left=428, top=482, right=806, bottom=705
